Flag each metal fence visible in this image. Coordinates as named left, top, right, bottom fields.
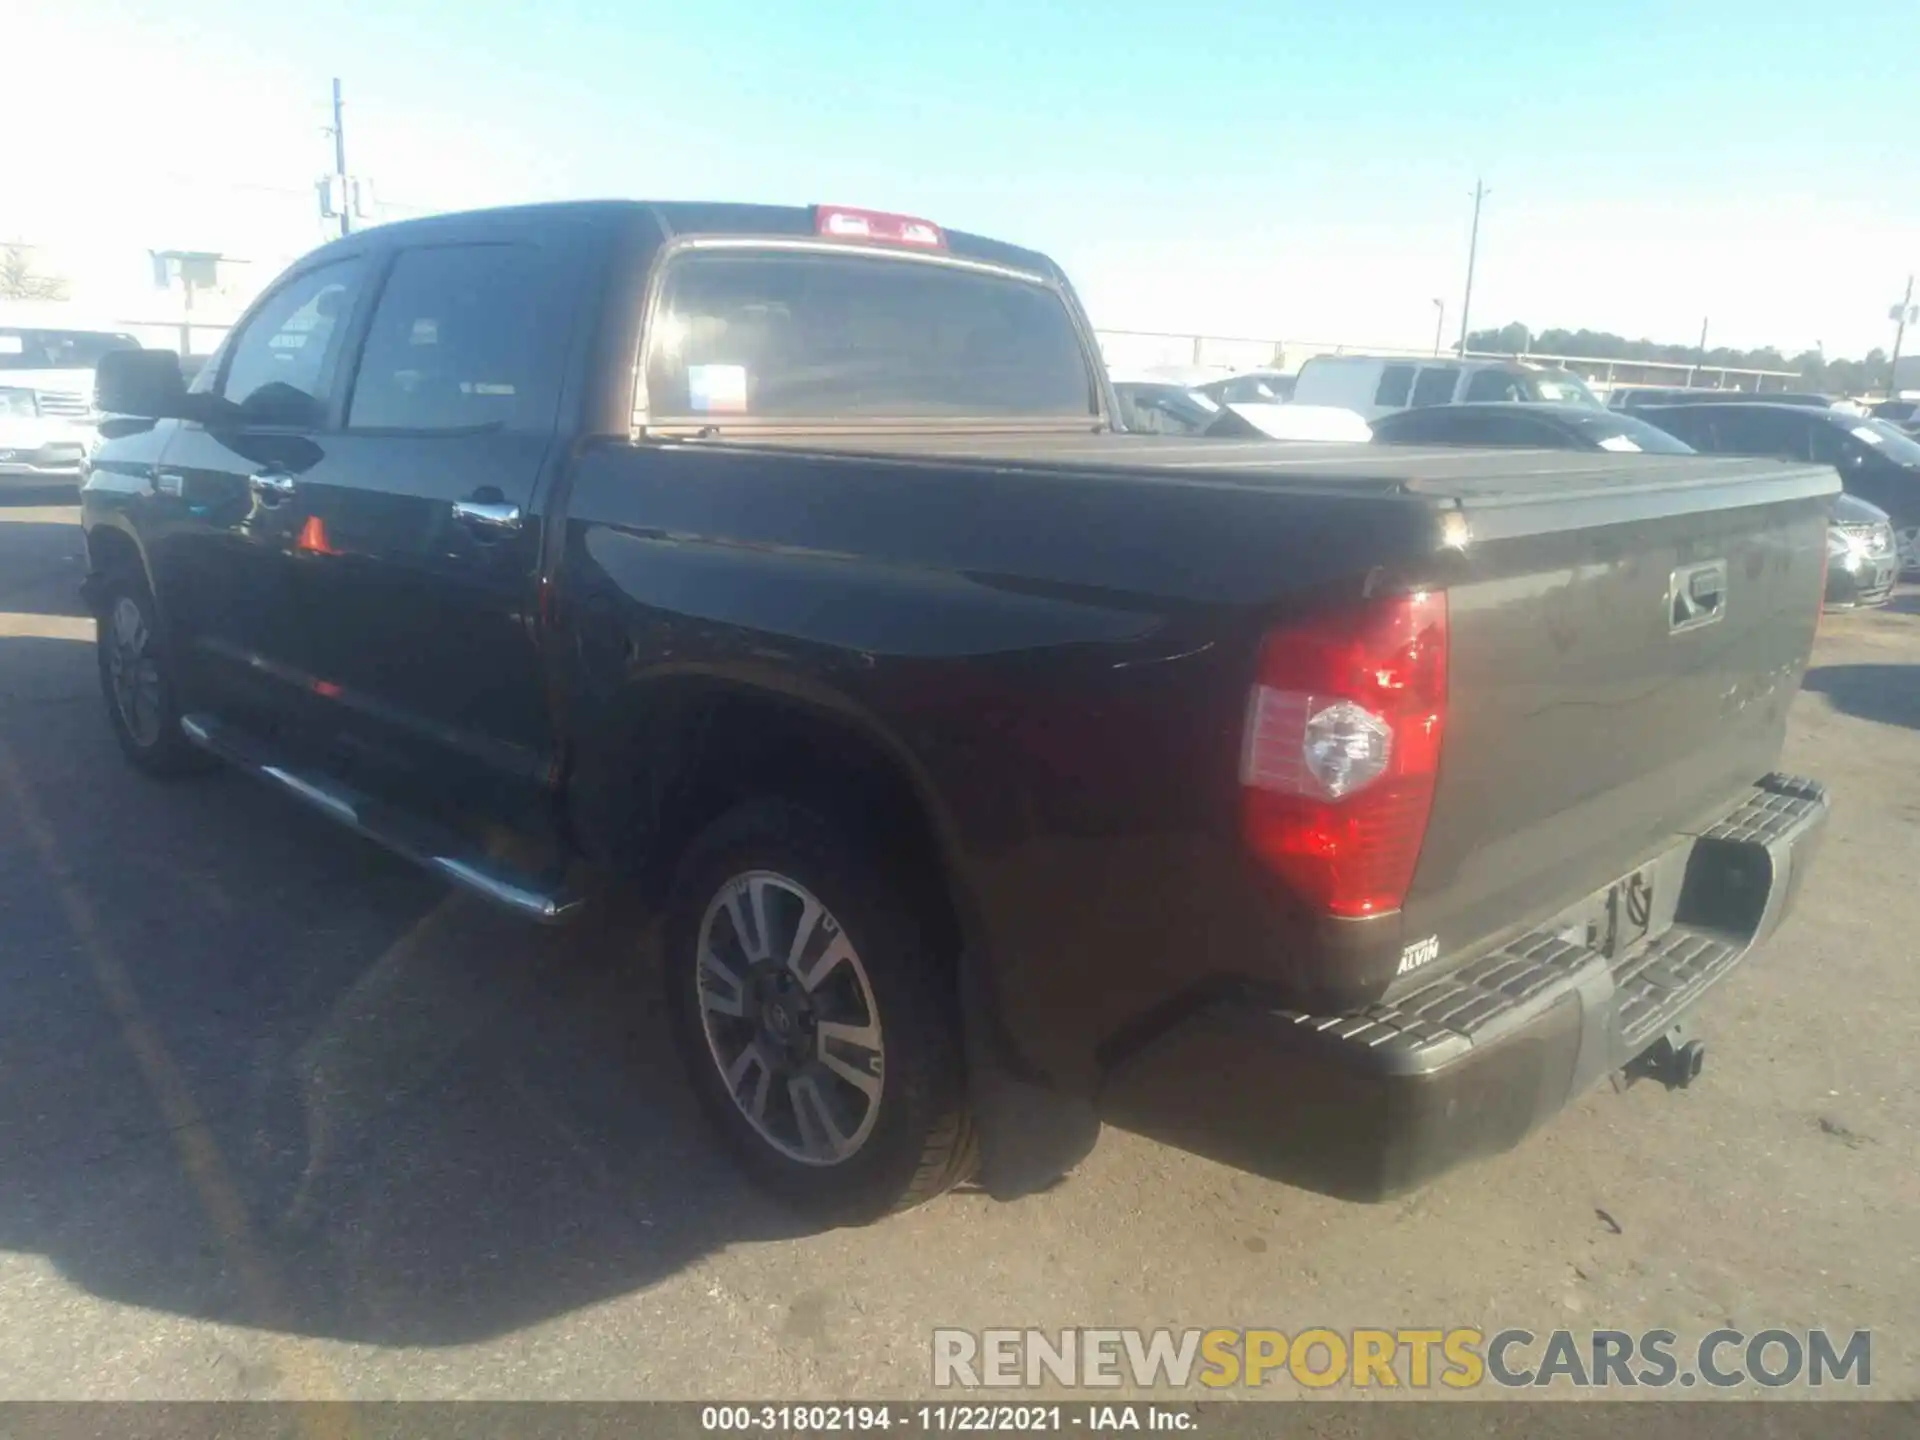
left=1094, top=328, right=1805, bottom=392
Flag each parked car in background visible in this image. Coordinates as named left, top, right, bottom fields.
left=1822, top=494, right=1898, bottom=610
left=0, top=324, right=140, bottom=491
left=1608, top=386, right=1699, bottom=410
left=1193, top=369, right=1295, bottom=405
left=1110, top=378, right=1244, bottom=436
left=1293, top=354, right=1602, bottom=421
left=1226, top=400, right=1370, bottom=442
left=1110, top=374, right=1369, bottom=443
left=1374, top=402, right=1892, bottom=611
left=1621, top=389, right=1856, bottom=415
left=1369, top=402, right=1696, bottom=454
left=1640, top=402, right=1920, bottom=576
left=1869, top=399, right=1920, bottom=434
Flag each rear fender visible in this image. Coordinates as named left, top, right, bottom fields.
left=569, top=666, right=1100, bottom=1198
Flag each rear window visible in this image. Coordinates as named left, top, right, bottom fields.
left=643, top=249, right=1095, bottom=422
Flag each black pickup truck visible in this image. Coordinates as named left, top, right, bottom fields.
left=82, top=200, right=1833, bottom=1223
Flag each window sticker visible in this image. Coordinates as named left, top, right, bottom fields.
left=688, top=363, right=749, bottom=414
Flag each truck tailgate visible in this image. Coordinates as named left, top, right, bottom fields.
left=1400, top=454, right=1836, bottom=967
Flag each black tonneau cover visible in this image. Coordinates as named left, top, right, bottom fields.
left=697, top=432, right=1839, bottom=505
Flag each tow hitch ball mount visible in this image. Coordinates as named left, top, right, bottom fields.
left=1614, top=1021, right=1707, bottom=1093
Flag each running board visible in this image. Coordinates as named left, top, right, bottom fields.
left=179, top=712, right=585, bottom=925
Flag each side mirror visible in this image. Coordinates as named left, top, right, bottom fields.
left=95, top=348, right=189, bottom=419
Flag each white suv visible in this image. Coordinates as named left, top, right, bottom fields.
left=0, top=325, right=141, bottom=490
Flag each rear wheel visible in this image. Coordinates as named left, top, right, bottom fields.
left=94, top=569, right=210, bottom=778
left=664, top=799, right=975, bottom=1224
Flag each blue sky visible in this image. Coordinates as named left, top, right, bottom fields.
left=13, top=0, right=1919, bottom=357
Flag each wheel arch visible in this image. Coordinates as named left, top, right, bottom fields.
left=570, top=664, right=1102, bottom=1196
left=79, top=518, right=155, bottom=616
left=575, top=667, right=983, bottom=969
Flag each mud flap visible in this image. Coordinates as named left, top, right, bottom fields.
left=958, top=946, right=1101, bottom=1199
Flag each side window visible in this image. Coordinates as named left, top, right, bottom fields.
left=1374, top=365, right=1414, bottom=406
left=1645, top=409, right=1712, bottom=449
left=1452, top=414, right=1529, bottom=444
left=1410, top=366, right=1460, bottom=408
left=1807, top=422, right=1845, bottom=466
left=218, top=259, right=366, bottom=426
left=1505, top=415, right=1569, bottom=447
left=1714, top=408, right=1809, bottom=459
left=1463, top=369, right=1525, bottom=403
left=348, top=244, right=554, bottom=433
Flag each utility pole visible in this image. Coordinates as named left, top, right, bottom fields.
left=329, top=78, right=350, bottom=238
left=1431, top=297, right=1445, bottom=357
left=1456, top=179, right=1487, bottom=356
left=1686, top=316, right=1708, bottom=388
left=1890, top=274, right=1915, bottom=399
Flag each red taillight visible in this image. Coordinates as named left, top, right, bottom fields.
left=1239, top=590, right=1449, bottom=919
left=814, top=204, right=945, bottom=249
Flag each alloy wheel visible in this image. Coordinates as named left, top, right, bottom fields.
left=695, top=870, right=886, bottom=1166
left=105, top=595, right=164, bottom=748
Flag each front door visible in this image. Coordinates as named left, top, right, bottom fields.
left=289, top=233, right=586, bottom=829
left=146, top=255, right=373, bottom=727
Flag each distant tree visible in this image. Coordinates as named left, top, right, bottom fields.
left=1465, top=322, right=1531, bottom=354
left=1462, top=322, right=1887, bottom=392
left=1789, top=350, right=1827, bottom=387
left=1826, top=349, right=1890, bottom=397
left=0, top=243, right=70, bottom=302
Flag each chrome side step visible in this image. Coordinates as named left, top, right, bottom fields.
left=180, top=712, right=585, bottom=925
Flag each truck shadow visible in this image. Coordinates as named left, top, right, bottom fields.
left=0, top=517, right=91, bottom=621
left=0, top=631, right=812, bottom=1350
left=1801, top=663, right=1920, bottom=732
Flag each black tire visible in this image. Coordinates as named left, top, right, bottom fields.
left=94, top=567, right=212, bottom=778
left=664, top=798, right=976, bottom=1224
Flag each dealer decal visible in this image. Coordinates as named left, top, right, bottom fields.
left=1397, top=935, right=1439, bottom=975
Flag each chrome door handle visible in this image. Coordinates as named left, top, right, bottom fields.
left=452, top=500, right=523, bottom=533
left=249, top=471, right=296, bottom=502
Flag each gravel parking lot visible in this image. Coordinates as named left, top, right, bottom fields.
left=2, top=495, right=1916, bottom=1403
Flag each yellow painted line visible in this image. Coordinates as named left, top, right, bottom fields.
left=0, top=736, right=356, bottom=1423
left=0, top=611, right=94, bottom=642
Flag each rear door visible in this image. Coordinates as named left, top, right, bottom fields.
left=289, top=231, right=587, bottom=824
left=147, top=255, right=371, bottom=721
